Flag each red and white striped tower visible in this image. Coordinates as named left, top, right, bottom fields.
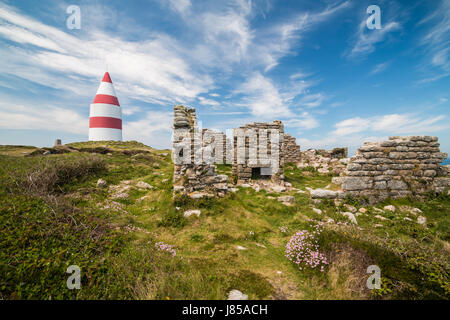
left=88, top=72, right=123, bottom=141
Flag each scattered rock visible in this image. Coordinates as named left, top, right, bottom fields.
left=228, top=290, right=248, bottom=300
left=344, top=204, right=357, bottom=213
left=173, top=186, right=184, bottom=192
left=384, top=205, right=396, bottom=212
left=375, top=215, right=387, bottom=221
left=411, top=208, right=423, bottom=215
left=277, top=196, right=295, bottom=204
left=183, top=210, right=201, bottom=218
left=342, top=212, right=357, bottom=224
left=284, top=182, right=292, bottom=188
left=136, top=195, right=151, bottom=203
left=373, top=208, right=384, bottom=213
left=136, top=181, right=153, bottom=190
left=112, top=192, right=129, bottom=200
left=240, top=184, right=252, bottom=188
left=97, top=178, right=107, bottom=188
left=417, top=216, right=427, bottom=226
left=189, top=192, right=214, bottom=199
left=229, top=188, right=238, bottom=193
left=271, top=185, right=286, bottom=193
left=297, top=190, right=306, bottom=194
left=309, top=188, right=339, bottom=199
left=404, top=217, right=412, bottom=221
left=312, top=208, right=322, bottom=215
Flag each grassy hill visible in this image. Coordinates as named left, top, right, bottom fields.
left=0, top=141, right=449, bottom=300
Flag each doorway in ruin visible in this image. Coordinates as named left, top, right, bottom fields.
left=251, top=167, right=271, bottom=180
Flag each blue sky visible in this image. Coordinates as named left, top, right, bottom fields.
left=0, top=0, right=449, bottom=156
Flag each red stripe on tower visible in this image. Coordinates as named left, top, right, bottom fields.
left=93, top=94, right=120, bottom=106
left=89, top=117, right=122, bottom=129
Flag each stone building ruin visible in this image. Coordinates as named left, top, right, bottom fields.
left=172, top=105, right=229, bottom=197
left=232, top=121, right=285, bottom=184
left=172, top=105, right=449, bottom=202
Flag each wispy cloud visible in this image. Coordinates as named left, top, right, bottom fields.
left=0, top=3, right=213, bottom=106
left=416, top=0, right=450, bottom=83
left=333, top=113, right=448, bottom=136
left=0, top=99, right=87, bottom=135
left=298, top=112, right=448, bottom=153
left=369, top=61, right=391, bottom=75
left=347, top=20, right=401, bottom=59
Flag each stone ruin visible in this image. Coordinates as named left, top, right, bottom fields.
left=232, top=121, right=285, bottom=185
left=172, top=105, right=449, bottom=202
left=297, top=147, right=349, bottom=175
left=326, top=136, right=450, bottom=202
left=172, top=105, right=229, bottom=198
left=283, top=134, right=302, bottom=163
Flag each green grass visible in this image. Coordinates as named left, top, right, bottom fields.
left=0, top=143, right=449, bottom=300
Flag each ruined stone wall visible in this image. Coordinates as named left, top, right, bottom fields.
left=298, top=148, right=349, bottom=175
left=232, top=121, right=284, bottom=184
left=332, top=136, right=450, bottom=202
left=202, top=129, right=231, bottom=164
left=172, top=105, right=228, bottom=197
left=283, top=134, right=302, bottom=163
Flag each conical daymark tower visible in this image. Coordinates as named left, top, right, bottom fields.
left=88, top=72, right=123, bottom=141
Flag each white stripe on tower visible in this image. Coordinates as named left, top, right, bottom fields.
left=89, top=103, right=122, bottom=118
left=88, top=72, right=123, bottom=141
left=96, top=81, right=117, bottom=97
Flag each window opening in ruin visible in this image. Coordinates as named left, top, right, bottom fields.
left=251, top=167, right=261, bottom=180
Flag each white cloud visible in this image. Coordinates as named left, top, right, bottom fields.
left=234, top=72, right=292, bottom=118
left=0, top=3, right=213, bottom=106
left=284, top=112, right=319, bottom=130
left=198, top=96, right=220, bottom=107
left=167, top=0, right=192, bottom=15
left=333, top=113, right=448, bottom=137
left=123, top=111, right=173, bottom=149
left=415, top=0, right=450, bottom=83
left=348, top=20, right=401, bottom=59
left=122, top=106, right=142, bottom=116
left=298, top=93, right=326, bottom=108
left=0, top=100, right=87, bottom=135
left=370, top=61, right=390, bottom=75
